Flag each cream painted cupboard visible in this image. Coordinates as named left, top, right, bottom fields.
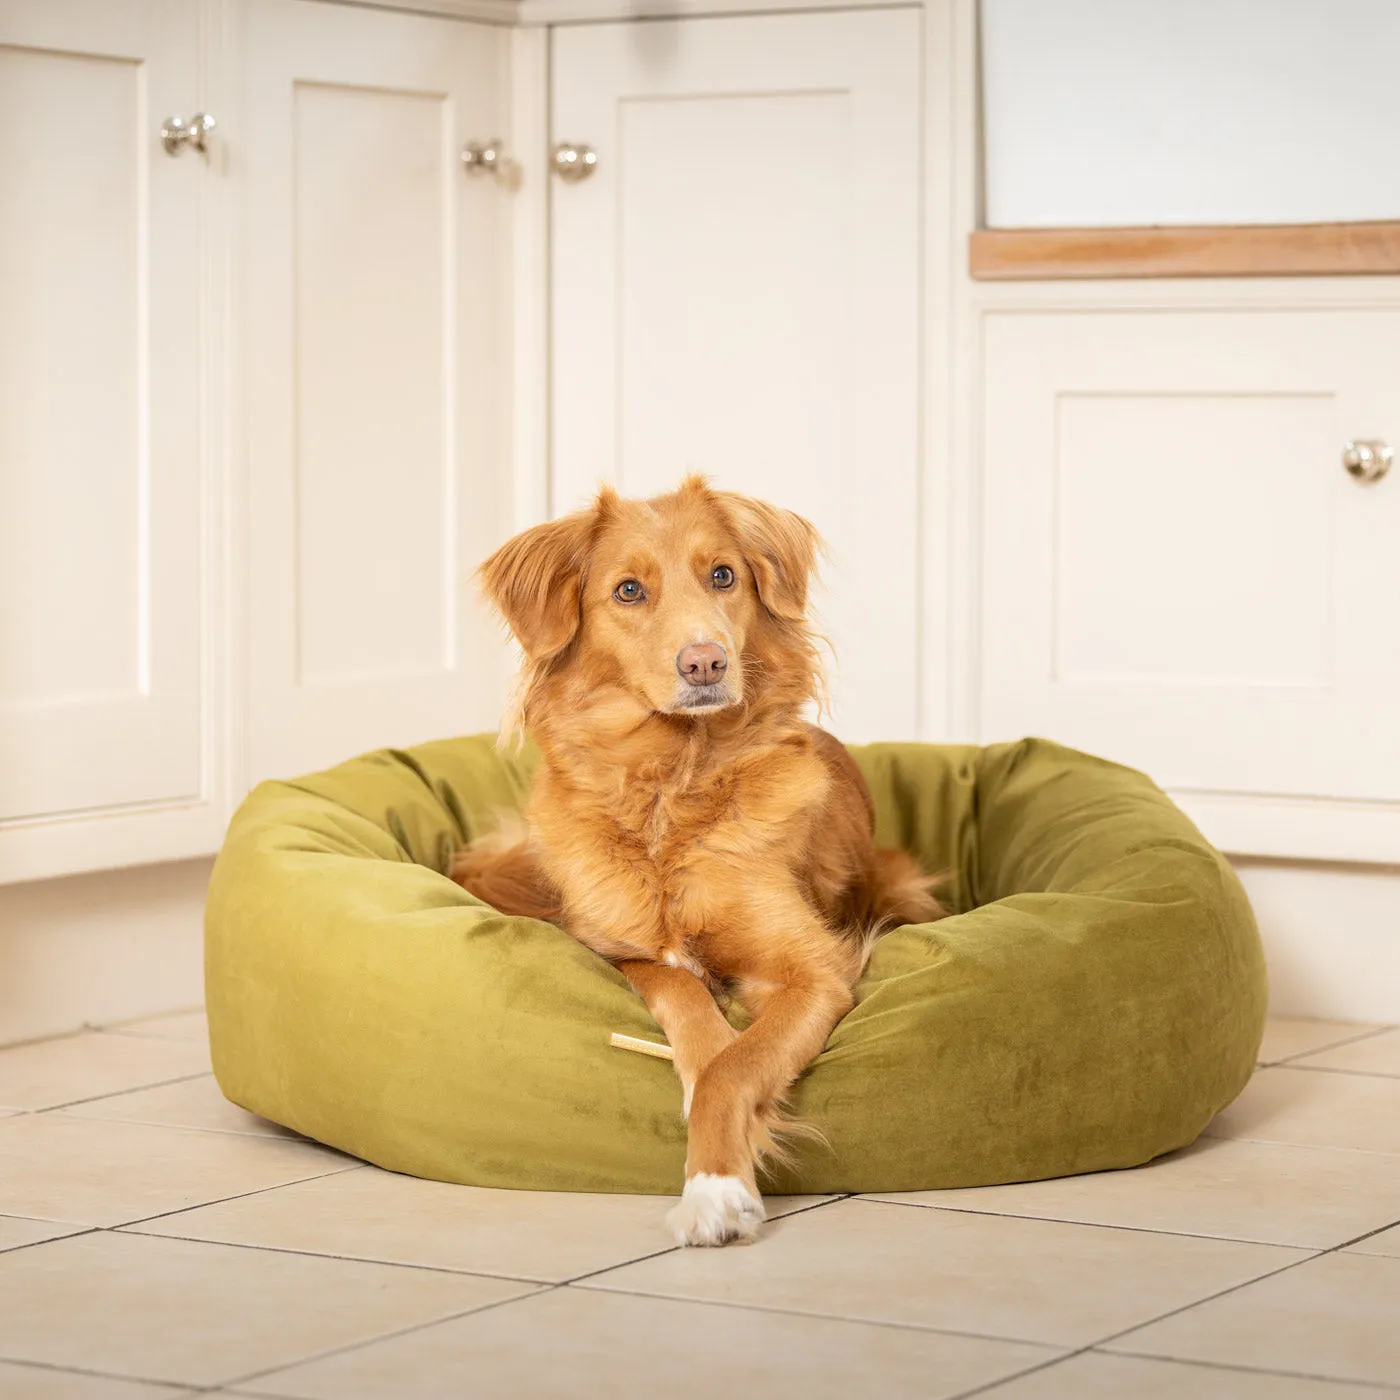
left=978, top=308, right=1400, bottom=862
left=0, top=0, right=518, bottom=882
left=549, top=9, right=925, bottom=742
left=239, top=0, right=514, bottom=785
left=0, top=0, right=213, bottom=883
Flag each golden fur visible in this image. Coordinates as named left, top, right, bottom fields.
left=451, top=476, right=941, bottom=1244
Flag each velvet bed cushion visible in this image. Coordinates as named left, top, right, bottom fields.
left=204, top=736, right=1265, bottom=1194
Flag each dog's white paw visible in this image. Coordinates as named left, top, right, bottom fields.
left=666, top=1174, right=765, bottom=1247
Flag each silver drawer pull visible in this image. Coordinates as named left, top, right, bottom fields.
left=1342, top=440, right=1393, bottom=484
left=461, top=140, right=522, bottom=191
left=551, top=143, right=597, bottom=183
left=161, top=113, right=215, bottom=157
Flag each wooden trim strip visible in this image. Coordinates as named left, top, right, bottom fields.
left=969, top=222, right=1400, bottom=281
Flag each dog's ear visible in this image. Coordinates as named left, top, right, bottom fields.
left=478, top=508, right=596, bottom=660
left=715, top=493, right=822, bottom=621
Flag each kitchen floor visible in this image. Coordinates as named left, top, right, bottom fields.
left=0, top=1015, right=1397, bottom=1399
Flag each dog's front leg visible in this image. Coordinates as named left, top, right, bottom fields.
left=615, top=960, right=738, bottom=1119
left=667, top=960, right=853, bottom=1248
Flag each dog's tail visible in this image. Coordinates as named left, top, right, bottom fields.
left=836, top=848, right=946, bottom=983
left=870, top=847, right=944, bottom=927
left=448, top=815, right=562, bottom=923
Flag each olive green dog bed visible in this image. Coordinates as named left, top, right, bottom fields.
left=205, top=736, right=1265, bottom=1194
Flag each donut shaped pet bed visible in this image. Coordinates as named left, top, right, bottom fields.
left=205, top=736, right=1265, bottom=1194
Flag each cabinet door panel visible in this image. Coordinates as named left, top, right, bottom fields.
left=551, top=10, right=923, bottom=742
left=244, top=0, right=512, bottom=784
left=981, top=310, right=1400, bottom=817
left=0, top=0, right=202, bottom=825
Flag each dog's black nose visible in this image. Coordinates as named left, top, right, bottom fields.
left=677, top=642, right=727, bottom=686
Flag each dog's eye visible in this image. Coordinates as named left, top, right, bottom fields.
left=711, top=565, right=736, bottom=590
left=613, top=579, right=645, bottom=604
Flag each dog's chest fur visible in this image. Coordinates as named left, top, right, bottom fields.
left=535, top=732, right=822, bottom=962
left=635, top=763, right=734, bottom=862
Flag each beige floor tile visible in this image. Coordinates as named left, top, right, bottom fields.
left=0, top=1112, right=353, bottom=1226
left=1257, top=1017, right=1386, bottom=1066
left=0, top=1229, right=535, bottom=1389
left=579, top=1197, right=1302, bottom=1348
left=1294, top=1027, right=1400, bottom=1077
left=1205, top=1067, right=1400, bottom=1155
left=0, top=1032, right=210, bottom=1112
left=129, top=1165, right=833, bottom=1282
left=1349, top=1223, right=1400, bottom=1259
left=869, top=1135, right=1400, bottom=1249
left=64, top=1075, right=301, bottom=1140
left=99, top=1008, right=208, bottom=1043
left=0, top=1361, right=201, bottom=1399
left=1109, top=1250, right=1400, bottom=1388
left=0, top=1214, right=87, bottom=1253
left=978, top=1349, right=1392, bottom=1398
left=239, top=1284, right=1061, bottom=1400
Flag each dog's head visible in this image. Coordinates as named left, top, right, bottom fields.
left=480, top=476, right=823, bottom=730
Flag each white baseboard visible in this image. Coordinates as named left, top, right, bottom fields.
left=2, top=853, right=1394, bottom=1048
left=1233, top=859, right=1400, bottom=1024
left=0, top=859, right=211, bottom=1047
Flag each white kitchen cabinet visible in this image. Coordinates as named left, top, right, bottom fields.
left=549, top=9, right=924, bottom=742
left=240, top=0, right=515, bottom=785
left=979, top=308, right=1400, bottom=860
left=0, top=0, right=216, bottom=883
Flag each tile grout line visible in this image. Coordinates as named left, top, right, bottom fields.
left=1269, top=1023, right=1399, bottom=1067
left=115, top=1193, right=856, bottom=1294
left=1330, top=1216, right=1400, bottom=1251
left=0, top=1225, right=101, bottom=1259
left=216, top=1281, right=562, bottom=1392
left=100, top=1161, right=365, bottom=1231
left=558, top=1191, right=854, bottom=1286
left=984, top=1212, right=1400, bottom=1396
left=0, top=1026, right=110, bottom=1054
left=1081, top=1242, right=1338, bottom=1351
left=0, top=1351, right=200, bottom=1393
left=28, top=1071, right=217, bottom=1114
left=943, top=1342, right=1097, bottom=1400
left=94, top=1029, right=208, bottom=1044
left=86, top=1006, right=203, bottom=1030
left=111, top=1224, right=561, bottom=1287
left=850, top=1193, right=1332, bottom=1250
left=0, top=1209, right=88, bottom=1224
left=54, top=1107, right=327, bottom=1146
left=566, top=1274, right=1072, bottom=1349
left=945, top=1338, right=1400, bottom=1400
left=1198, top=1128, right=1400, bottom=1158
left=1094, top=1345, right=1400, bottom=1392
left=1283, top=1063, right=1400, bottom=1083
left=92, top=1020, right=205, bottom=1039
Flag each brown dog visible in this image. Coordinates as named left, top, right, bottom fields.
left=452, top=476, right=941, bottom=1244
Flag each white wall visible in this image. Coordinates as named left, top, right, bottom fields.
left=1234, top=860, right=1400, bottom=1025
left=981, top=0, right=1400, bottom=227
left=0, top=860, right=209, bottom=1046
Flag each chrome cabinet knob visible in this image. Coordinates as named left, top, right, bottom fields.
left=161, top=112, right=215, bottom=156
left=461, top=139, right=522, bottom=191
left=1342, top=439, right=1393, bottom=484
left=551, top=143, right=597, bottom=183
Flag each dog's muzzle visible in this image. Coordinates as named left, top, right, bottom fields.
left=673, top=682, right=733, bottom=711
